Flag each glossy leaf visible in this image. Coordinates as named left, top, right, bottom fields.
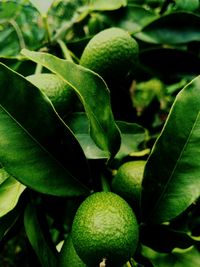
left=65, top=112, right=109, bottom=159
left=115, top=121, right=147, bottom=159
left=88, top=0, right=127, bottom=11
left=66, top=113, right=146, bottom=160
left=0, top=168, right=26, bottom=217
left=0, top=63, right=89, bottom=196
left=21, top=49, right=121, bottom=157
left=24, top=204, right=58, bottom=267
left=136, top=12, right=200, bottom=44
left=141, top=75, right=200, bottom=223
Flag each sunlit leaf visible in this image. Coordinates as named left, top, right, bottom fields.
left=88, top=0, right=127, bottom=11
left=0, top=168, right=26, bottom=217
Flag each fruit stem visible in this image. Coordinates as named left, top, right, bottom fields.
left=9, top=19, right=26, bottom=50
left=42, top=14, right=51, bottom=44
left=57, top=39, right=73, bottom=61
left=99, top=258, right=107, bottom=267
left=100, top=174, right=110, bottom=192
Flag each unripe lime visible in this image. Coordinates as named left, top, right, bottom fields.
left=27, top=73, right=77, bottom=116
left=71, top=192, right=139, bottom=267
left=112, top=161, right=146, bottom=206
left=80, top=27, right=139, bottom=83
left=59, top=234, right=87, bottom=267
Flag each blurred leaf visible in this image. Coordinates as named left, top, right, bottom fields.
left=0, top=168, right=26, bottom=217
left=136, top=12, right=200, bottom=44
left=132, top=78, right=164, bottom=116
left=0, top=1, right=21, bottom=22
left=88, top=0, right=127, bottom=11
left=115, top=4, right=158, bottom=33
left=141, top=224, right=194, bottom=253
left=0, top=26, right=20, bottom=57
left=24, top=203, right=58, bottom=267
left=21, top=49, right=121, bottom=158
left=0, top=3, right=45, bottom=57
left=142, top=246, right=200, bottom=267
left=175, top=0, right=199, bottom=12
left=29, top=0, right=54, bottom=15
left=0, top=63, right=89, bottom=196
left=141, top=75, right=200, bottom=223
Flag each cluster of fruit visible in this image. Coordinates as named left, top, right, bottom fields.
left=56, top=27, right=141, bottom=267
left=29, top=27, right=141, bottom=267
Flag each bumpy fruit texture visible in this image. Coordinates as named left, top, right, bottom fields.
left=59, top=233, right=87, bottom=267
left=71, top=192, right=139, bottom=267
left=112, top=160, right=146, bottom=206
left=26, top=73, right=77, bottom=116
left=80, top=27, right=139, bottom=83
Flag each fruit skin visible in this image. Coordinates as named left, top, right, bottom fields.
left=112, top=161, right=146, bottom=207
left=71, top=191, right=139, bottom=267
left=80, top=27, right=139, bottom=83
left=26, top=73, right=78, bottom=116
left=59, top=233, right=87, bottom=267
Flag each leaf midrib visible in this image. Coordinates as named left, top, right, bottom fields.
left=149, top=110, right=200, bottom=220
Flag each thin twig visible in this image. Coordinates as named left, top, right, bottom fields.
left=10, top=19, right=26, bottom=49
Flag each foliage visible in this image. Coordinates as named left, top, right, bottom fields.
left=0, top=0, right=200, bottom=266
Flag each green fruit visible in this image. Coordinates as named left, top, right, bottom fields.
left=80, top=27, right=139, bottom=82
left=71, top=192, right=139, bottom=267
left=112, top=161, right=146, bottom=206
left=59, top=234, right=87, bottom=267
left=26, top=73, right=77, bottom=116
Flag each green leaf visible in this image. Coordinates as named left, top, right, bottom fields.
left=115, top=4, right=158, bottom=33
left=88, top=0, right=127, bottom=11
left=0, top=207, right=20, bottom=241
left=66, top=113, right=146, bottom=160
left=0, top=63, right=89, bottom=196
left=141, top=75, right=200, bottom=223
left=65, top=112, right=109, bottom=160
left=176, top=0, right=199, bottom=12
left=142, top=246, right=200, bottom=267
left=0, top=168, right=26, bottom=217
left=0, top=1, right=21, bottom=23
left=24, top=203, right=58, bottom=267
left=21, top=49, right=121, bottom=157
left=141, top=224, right=194, bottom=253
left=135, top=12, right=200, bottom=44
left=29, top=0, right=54, bottom=15
left=115, top=121, right=147, bottom=160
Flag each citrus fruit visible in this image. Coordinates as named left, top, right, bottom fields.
left=71, top=191, right=139, bottom=267
left=112, top=161, right=146, bottom=206
left=59, top=233, right=87, bottom=267
left=79, top=27, right=139, bottom=82
left=26, top=73, right=78, bottom=116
